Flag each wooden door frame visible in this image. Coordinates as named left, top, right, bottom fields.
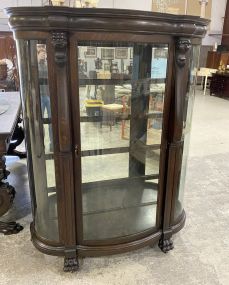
left=69, top=31, right=174, bottom=246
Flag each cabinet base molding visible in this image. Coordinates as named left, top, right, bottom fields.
left=31, top=210, right=186, bottom=259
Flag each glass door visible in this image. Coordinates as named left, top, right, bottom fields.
left=76, top=41, right=169, bottom=241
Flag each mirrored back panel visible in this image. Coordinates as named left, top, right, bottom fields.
left=77, top=42, right=169, bottom=240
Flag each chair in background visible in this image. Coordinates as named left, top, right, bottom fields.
left=196, top=67, right=217, bottom=95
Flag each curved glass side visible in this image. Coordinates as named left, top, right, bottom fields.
left=174, top=45, right=200, bottom=221
left=16, top=39, right=59, bottom=241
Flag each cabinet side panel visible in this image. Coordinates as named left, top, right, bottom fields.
left=16, top=39, right=60, bottom=242
left=173, top=45, right=201, bottom=222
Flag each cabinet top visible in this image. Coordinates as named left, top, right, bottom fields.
left=5, top=7, right=209, bottom=38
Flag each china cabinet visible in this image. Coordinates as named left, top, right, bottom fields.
left=5, top=6, right=209, bottom=272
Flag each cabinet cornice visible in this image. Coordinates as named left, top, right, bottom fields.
left=5, top=7, right=209, bottom=38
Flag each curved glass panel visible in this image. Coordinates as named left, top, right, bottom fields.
left=78, top=42, right=168, bottom=240
left=16, top=40, right=59, bottom=241
left=174, top=45, right=200, bottom=220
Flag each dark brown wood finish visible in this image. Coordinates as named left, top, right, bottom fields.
left=5, top=7, right=209, bottom=271
left=156, top=40, right=175, bottom=232
left=0, top=92, right=23, bottom=235
left=51, top=32, right=78, bottom=270
left=69, top=35, right=83, bottom=250
left=206, top=51, right=229, bottom=69
left=160, top=38, right=192, bottom=251
left=210, top=72, right=229, bottom=97
left=5, top=7, right=208, bottom=37
left=31, top=223, right=65, bottom=255
left=157, top=38, right=191, bottom=252
left=30, top=210, right=186, bottom=257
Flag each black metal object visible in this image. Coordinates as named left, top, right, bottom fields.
left=7, top=117, right=26, bottom=159
left=0, top=117, right=25, bottom=235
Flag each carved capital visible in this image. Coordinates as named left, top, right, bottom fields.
left=52, top=32, right=67, bottom=66
left=176, top=38, right=191, bottom=68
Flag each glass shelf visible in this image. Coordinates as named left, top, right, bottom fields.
left=83, top=203, right=157, bottom=240
left=82, top=177, right=158, bottom=240
left=79, top=78, right=166, bottom=85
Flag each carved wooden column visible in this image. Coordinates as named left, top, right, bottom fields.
left=159, top=38, right=191, bottom=253
left=51, top=32, right=78, bottom=272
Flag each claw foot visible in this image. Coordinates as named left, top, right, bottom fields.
left=158, top=237, right=174, bottom=253
left=64, top=257, right=79, bottom=272
left=0, top=221, right=23, bottom=235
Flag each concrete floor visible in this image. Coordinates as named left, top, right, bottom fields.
left=0, top=87, right=229, bottom=284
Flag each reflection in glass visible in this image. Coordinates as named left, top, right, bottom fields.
left=37, top=44, right=53, bottom=154
left=17, top=40, right=59, bottom=241
left=78, top=43, right=168, bottom=240
left=174, top=45, right=200, bottom=220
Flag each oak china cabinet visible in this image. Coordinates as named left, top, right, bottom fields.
left=5, top=6, right=208, bottom=272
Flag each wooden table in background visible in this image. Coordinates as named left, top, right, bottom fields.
left=0, top=92, right=23, bottom=235
left=210, top=72, right=229, bottom=97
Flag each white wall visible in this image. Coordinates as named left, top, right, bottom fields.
left=100, top=0, right=228, bottom=47
left=202, top=0, right=227, bottom=46
left=0, top=0, right=42, bottom=31
left=98, top=0, right=152, bottom=10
